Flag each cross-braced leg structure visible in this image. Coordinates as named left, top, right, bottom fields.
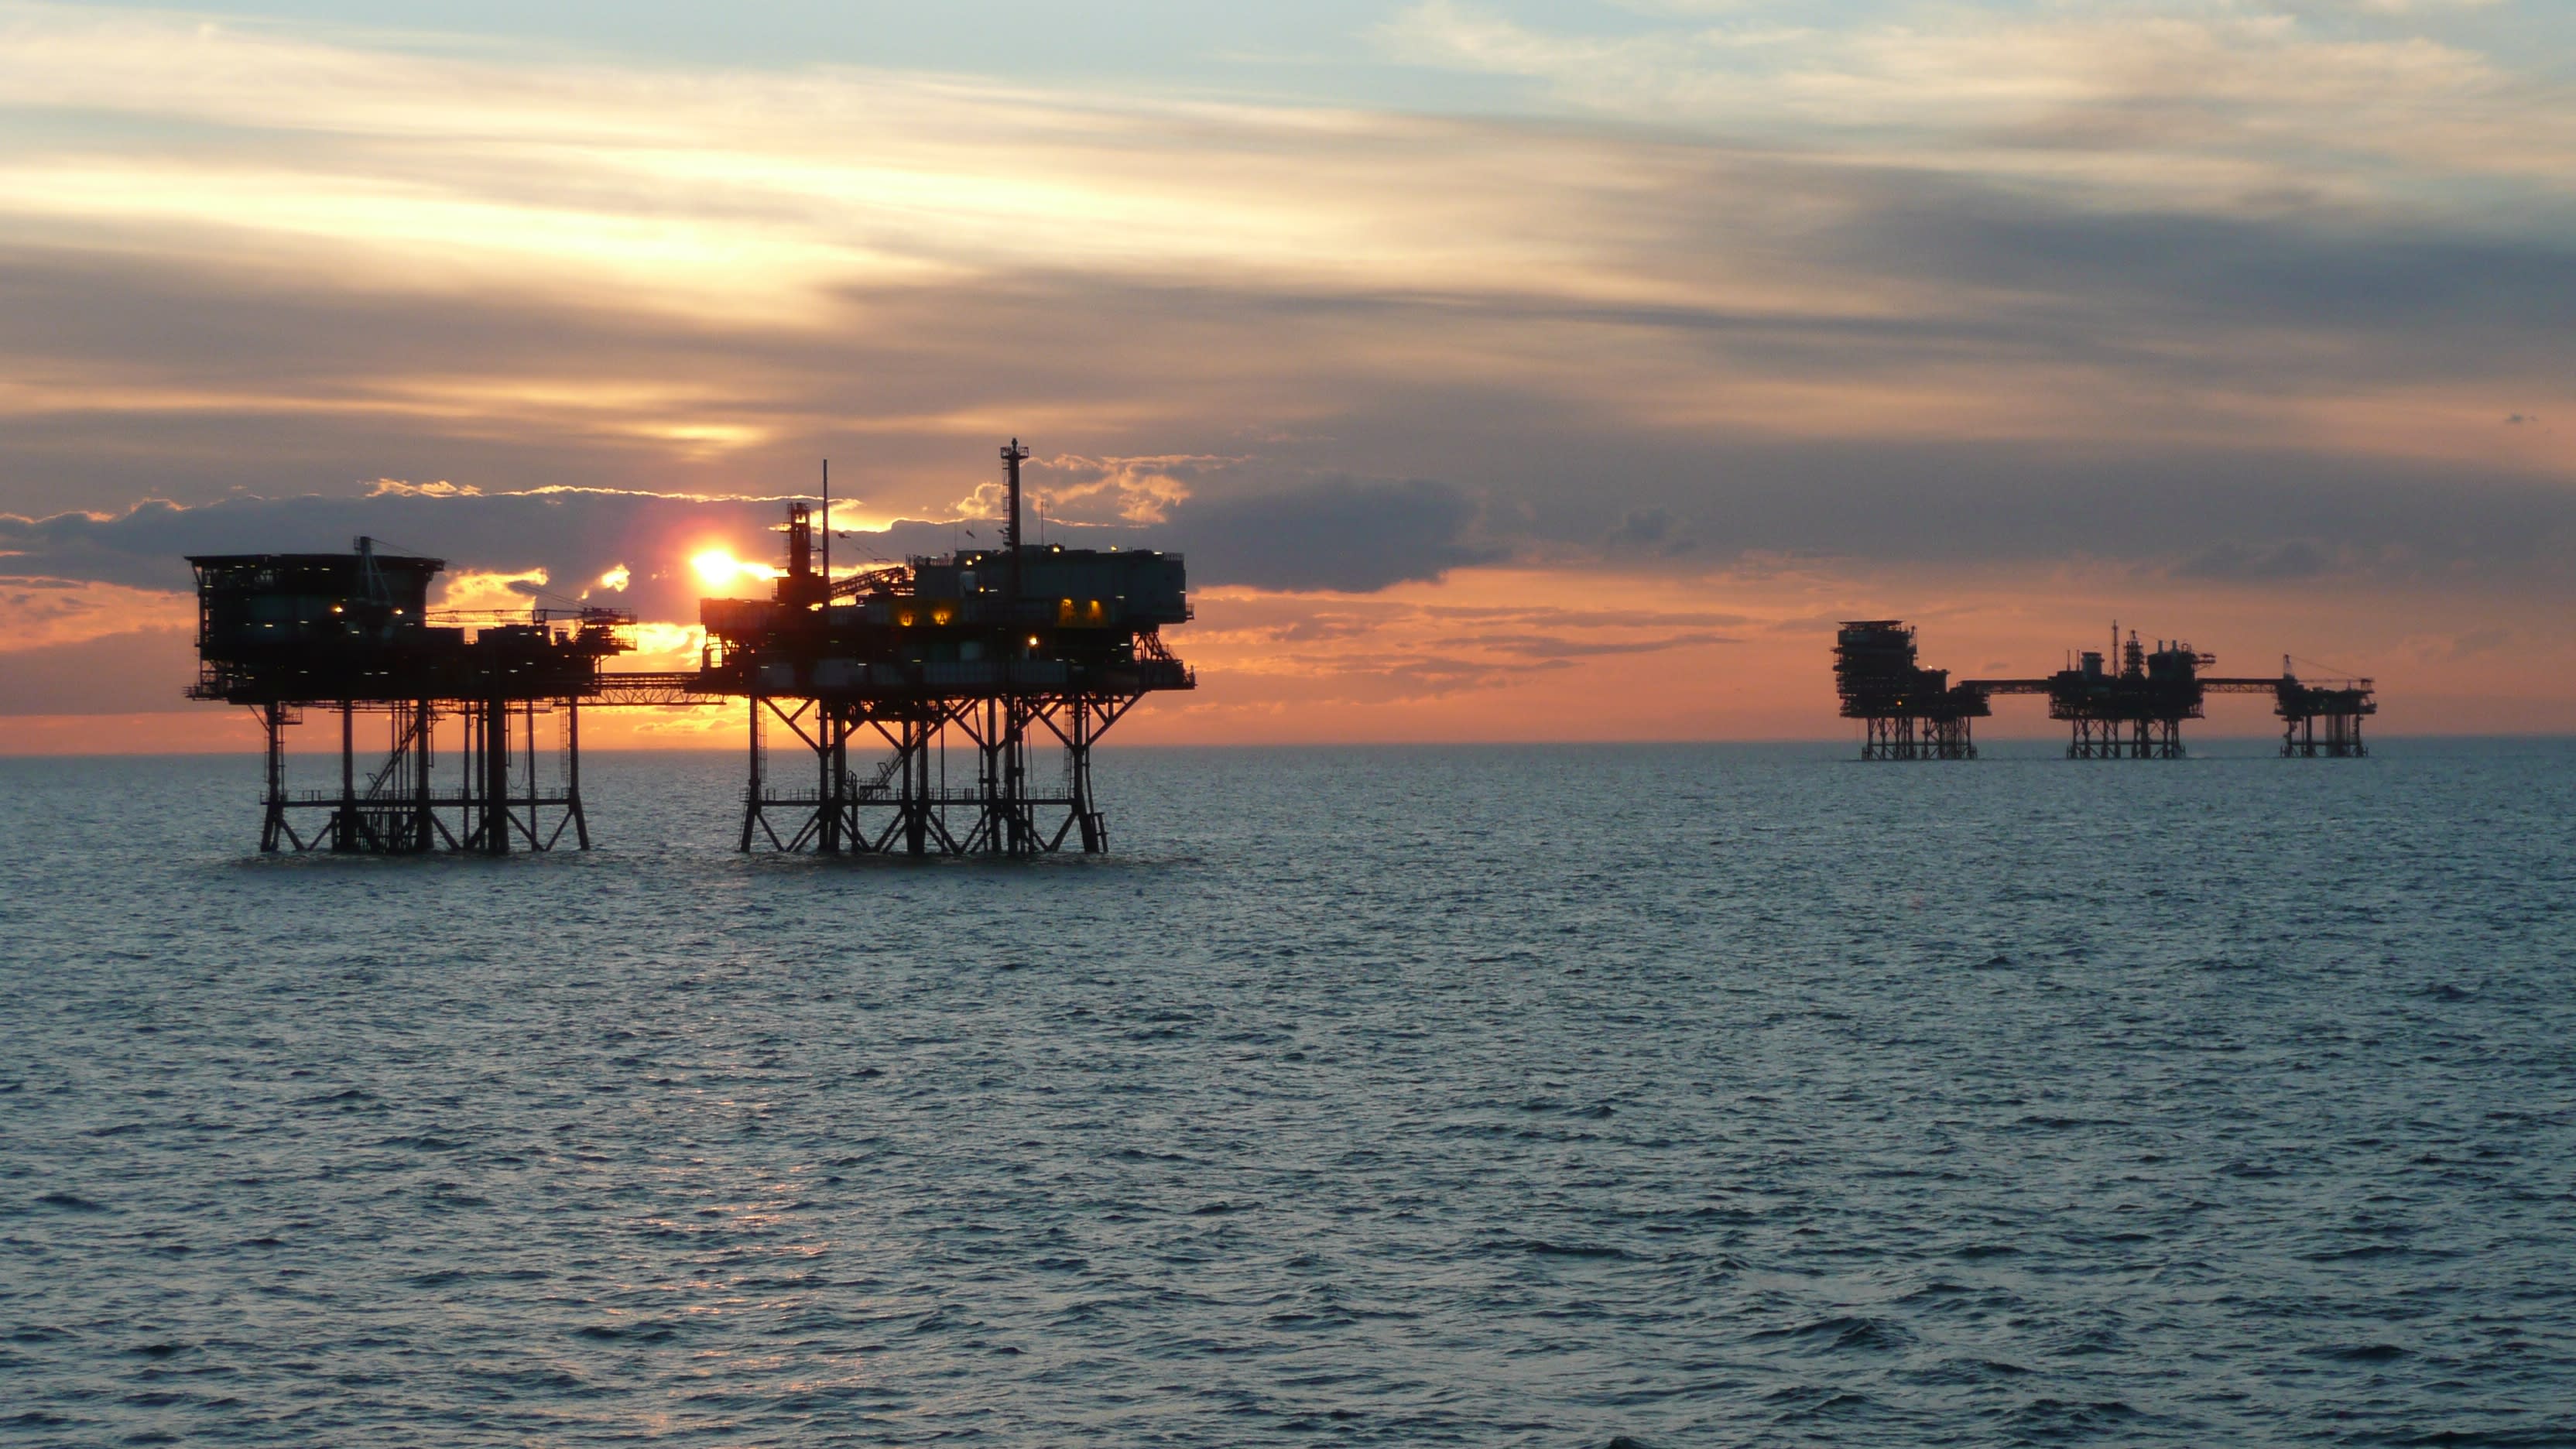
left=2283, top=714, right=2316, bottom=758
left=738, top=690, right=1138, bottom=855
left=1861, top=715, right=1921, bottom=760
left=2068, top=716, right=2185, bottom=759
left=248, top=697, right=590, bottom=855
left=2067, top=717, right=2111, bottom=759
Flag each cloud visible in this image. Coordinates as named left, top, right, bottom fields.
left=1607, top=506, right=1673, bottom=543
left=2170, top=539, right=2338, bottom=582
left=0, top=3, right=1707, bottom=320
left=0, top=576, right=193, bottom=649
left=1446, top=629, right=1736, bottom=659
left=0, top=0, right=2571, bottom=742
left=1379, top=1, right=2576, bottom=206
left=1169, top=477, right=1494, bottom=592
left=1125, top=591, right=1557, bottom=706
left=2443, top=626, right=2509, bottom=659
left=0, top=471, right=1495, bottom=616
left=1605, top=505, right=1704, bottom=556
left=2320, top=0, right=2504, bottom=14
left=1174, top=582, right=1752, bottom=709
left=0, top=627, right=197, bottom=715
left=1023, top=453, right=1233, bottom=526
left=0, top=488, right=788, bottom=622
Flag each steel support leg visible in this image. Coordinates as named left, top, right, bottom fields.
left=333, top=701, right=358, bottom=851
left=739, top=694, right=763, bottom=851
left=480, top=698, right=511, bottom=855
left=259, top=703, right=291, bottom=852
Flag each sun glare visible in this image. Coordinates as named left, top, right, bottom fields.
left=691, top=546, right=779, bottom=590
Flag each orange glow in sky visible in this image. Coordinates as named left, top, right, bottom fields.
left=1, top=3, right=2573, bottom=753
left=690, top=547, right=779, bottom=591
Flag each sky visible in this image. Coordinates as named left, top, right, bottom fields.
left=2, top=0, right=2571, bottom=750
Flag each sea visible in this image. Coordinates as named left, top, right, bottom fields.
left=4, top=738, right=2573, bottom=1447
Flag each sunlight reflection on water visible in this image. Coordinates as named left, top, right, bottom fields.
left=3, top=740, right=2573, bottom=1445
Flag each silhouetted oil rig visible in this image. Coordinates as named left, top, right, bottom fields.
left=694, top=442, right=1191, bottom=855
left=189, top=543, right=632, bottom=852
left=1834, top=621, right=2375, bottom=760
left=189, top=440, right=1193, bottom=854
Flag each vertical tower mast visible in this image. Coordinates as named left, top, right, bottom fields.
left=1002, top=437, right=1030, bottom=606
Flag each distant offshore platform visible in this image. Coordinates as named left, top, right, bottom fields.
left=177, top=441, right=2379, bottom=853
left=185, top=440, right=1193, bottom=855
left=1834, top=620, right=2376, bottom=761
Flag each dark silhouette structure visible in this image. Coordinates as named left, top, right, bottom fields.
left=2270, top=664, right=2378, bottom=758
left=1832, top=622, right=1991, bottom=759
left=1838, top=621, right=2375, bottom=759
left=697, top=440, right=1193, bottom=855
left=187, top=439, right=1193, bottom=855
left=189, top=541, right=631, bottom=852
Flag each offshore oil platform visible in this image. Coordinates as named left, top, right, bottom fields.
left=188, top=543, right=631, bottom=852
left=697, top=442, right=1191, bottom=855
left=188, top=440, right=1194, bottom=855
left=1834, top=620, right=2375, bottom=760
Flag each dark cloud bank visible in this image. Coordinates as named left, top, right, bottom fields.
left=10, top=426, right=2574, bottom=631
left=0, top=474, right=1498, bottom=621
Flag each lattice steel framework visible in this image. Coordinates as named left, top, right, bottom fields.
left=249, top=697, right=591, bottom=855
left=1837, top=619, right=1985, bottom=760
left=1886, top=622, right=2384, bottom=763
left=2280, top=701, right=2370, bottom=757
left=2263, top=668, right=2376, bottom=758
left=737, top=691, right=1139, bottom=855
left=1859, top=714, right=1978, bottom=761
left=190, top=440, right=1198, bottom=858
left=2064, top=714, right=2185, bottom=760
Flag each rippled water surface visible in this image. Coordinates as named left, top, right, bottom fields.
left=5, top=740, right=2574, bottom=1446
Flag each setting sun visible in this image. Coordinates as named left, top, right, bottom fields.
left=690, top=546, right=778, bottom=591
left=8, top=2, right=2575, bottom=1444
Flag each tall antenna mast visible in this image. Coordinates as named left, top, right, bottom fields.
left=1002, top=437, right=1029, bottom=602
left=820, top=458, right=830, bottom=598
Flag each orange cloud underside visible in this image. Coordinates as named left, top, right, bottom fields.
left=6, top=560, right=2572, bottom=755
left=0, top=8, right=2571, bottom=751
